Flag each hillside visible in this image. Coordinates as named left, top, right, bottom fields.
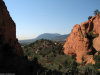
left=52, top=34, right=69, bottom=42
left=19, top=33, right=69, bottom=44
left=23, top=38, right=100, bottom=75
left=23, top=39, right=77, bottom=73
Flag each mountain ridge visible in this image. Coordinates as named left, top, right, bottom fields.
left=19, top=33, right=69, bottom=44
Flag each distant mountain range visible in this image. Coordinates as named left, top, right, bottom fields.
left=19, top=33, right=69, bottom=44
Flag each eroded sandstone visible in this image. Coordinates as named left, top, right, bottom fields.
left=64, top=15, right=100, bottom=64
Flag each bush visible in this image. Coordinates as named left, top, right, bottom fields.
left=94, top=51, right=100, bottom=69
left=88, top=16, right=92, bottom=20
left=94, top=9, right=100, bottom=15
left=80, top=64, right=97, bottom=75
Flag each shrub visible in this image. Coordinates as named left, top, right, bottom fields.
left=80, top=64, right=97, bottom=75
left=94, top=51, right=100, bottom=69
left=88, top=16, right=92, bottom=20
left=94, top=9, right=100, bottom=15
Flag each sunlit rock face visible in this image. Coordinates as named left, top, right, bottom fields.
left=64, top=15, right=100, bottom=64
left=0, top=0, right=23, bottom=56
left=93, top=15, right=100, bottom=51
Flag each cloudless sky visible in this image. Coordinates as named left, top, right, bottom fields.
left=3, top=0, right=100, bottom=40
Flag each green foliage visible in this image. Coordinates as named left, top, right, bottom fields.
left=23, top=39, right=64, bottom=58
left=40, top=48, right=51, bottom=57
left=79, top=64, right=97, bottom=75
left=99, top=12, right=100, bottom=14
left=94, top=9, right=100, bottom=15
left=22, top=39, right=79, bottom=74
left=88, top=16, right=92, bottom=20
left=94, top=51, right=100, bottom=69
left=22, top=39, right=100, bottom=75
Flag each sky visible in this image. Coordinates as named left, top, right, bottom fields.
left=3, top=0, right=100, bottom=40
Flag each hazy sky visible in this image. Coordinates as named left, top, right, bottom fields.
left=3, top=0, right=100, bottom=40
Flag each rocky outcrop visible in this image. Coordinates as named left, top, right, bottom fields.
left=0, top=0, right=32, bottom=74
left=0, top=0, right=23, bottom=56
left=64, top=15, right=100, bottom=64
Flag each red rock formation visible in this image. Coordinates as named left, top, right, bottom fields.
left=93, top=15, right=100, bottom=51
left=0, top=0, right=23, bottom=56
left=64, top=15, right=100, bottom=64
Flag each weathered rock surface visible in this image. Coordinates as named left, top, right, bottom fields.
left=0, top=0, right=23, bottom=56
left=93, top=15, right=100, bottom=51
left=64, top=15, right=100, bottom=64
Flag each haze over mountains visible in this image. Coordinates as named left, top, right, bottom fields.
left=19, top=33, right=69, bottom=44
